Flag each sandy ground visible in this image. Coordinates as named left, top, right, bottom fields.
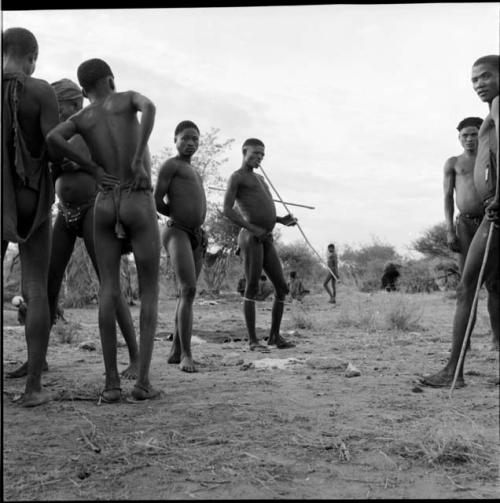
left=2, top=289, right=499, bottom=500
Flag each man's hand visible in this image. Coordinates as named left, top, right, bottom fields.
left=131, top=157, right=151, bottom=190
left=249, top=224, right=269, bottom=242
left=279, top=213, right=298, bottom=227
left=446, top=230, right=460, bottom=252
left=485, top=198, right=499, bottom=223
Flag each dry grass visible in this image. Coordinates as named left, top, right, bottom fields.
left=390, top=409, right=498, bottom=480
left=52, top=321, right=83, bottom=345
left=383, top=294, right=423, bottom=331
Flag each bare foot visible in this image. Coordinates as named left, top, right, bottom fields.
left=131, top=383, right=161, bottom=400
left=100, top=387, right=122, bottom=403
left=250, top=342, right=271, bottom=353
left=120, top=362, right=139, bottom=380
left=180, top=356, right=197, bottom=372
left=167, top=339, right=181, bottom=364
left=6, top=360, right=49, bottom=379
left=419, top=370, right=465, bottom=388
left=268, top=336, right=296, bottom=349
left=14, top=388, right=53, bottom=407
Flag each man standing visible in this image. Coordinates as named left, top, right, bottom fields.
left=444, top=117, right=484, bottom=273
left=421, top=55, right=499, bottom=388
left=223, top=138, right=297, bottom=351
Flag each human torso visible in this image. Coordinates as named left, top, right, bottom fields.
left=72, top=91, right=151, bottom=183
left=234, top=168, right=277, bottom=231
left=54, top=135, right=96, bottom=204
left=474, top=105, right=497, bottom=203
left=452, top=154, right=484, bottom=215
left=327, top=252, right=337, bottom=268
left=167, top=158, right=207, bottom=228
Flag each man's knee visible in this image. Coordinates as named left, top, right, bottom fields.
left=245, top=281, right=260, bottom=299
left=485, top=276, right=500, bottom=296
left=179, top=284, right=196, bottom=300
left=275, top=283, right=289, bottom=299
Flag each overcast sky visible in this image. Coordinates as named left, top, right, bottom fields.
left=3, top=4, right=499, bottom=258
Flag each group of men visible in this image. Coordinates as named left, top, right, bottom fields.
left=2, top=27, right=300, bottom=406
left=420, top=54, right=499, bottom=388
left=2, top=26, right=498, bottom=408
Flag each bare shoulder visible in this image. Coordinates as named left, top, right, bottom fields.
left=159, top=156, right=181, bottom=175
left=491, top=95, right=499, bottom=117
left=444, top=156, right=458, bottom=172
left=25, top=76, right=55, bottom=98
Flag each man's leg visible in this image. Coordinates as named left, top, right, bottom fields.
left=331, top=278, right=337, bottom=303
left=81, top=207, right=139, bottom=379
left=323, top=274, right=334, bottom=301
left=421, top=219, right=497, bottom=387
left=164, top=227, right=198, bottom=372
left=93, top=195, right=124, bottom=402
left=239, top=230, right=268, bottom=352
left=124, top=193, right=160, bottom=400
left=485, top=228, right=500, bottom=351
left=263, top=241, right=295, bottom=349
left=17, top=217, right=53, bottom=406
left=6, top=213, right=75, bottom=379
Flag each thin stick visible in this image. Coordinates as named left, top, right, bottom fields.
left=257, top=165, right=339, bottom=281
left=449, top=221, right=495, bottom=396
left=207, top=186, right=315, bottom=210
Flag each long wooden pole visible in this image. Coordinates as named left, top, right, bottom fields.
left=207, top=186, right=315, bottom=210
left=449, top=221, right=495, bottom=396
left=256, top=165, right=339, bottom=282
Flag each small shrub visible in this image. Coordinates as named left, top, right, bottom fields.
left=383, top=294, right=423, bottom=331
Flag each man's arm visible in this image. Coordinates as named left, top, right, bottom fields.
left=485, top=96, right=499, bottom=222
left=38, top=83, right=60, bottom=150
left=443, top=157, right=460, bottom=251
left=153, top=161, right=176, bottom=216
left=277, top=214, right=298, bottom=226
left=130, top=91, right=156, bottom=189
left=46, top=120, right=102, bottom=178
left=223, top=173, right=266, bottom=236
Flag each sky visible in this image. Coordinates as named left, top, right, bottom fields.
left=2, top=4, right=499, bottom=259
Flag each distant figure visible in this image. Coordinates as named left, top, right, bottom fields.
left=237, top=276, right=246, bottom=296
left=256, top=275, right=274, bottom=301
left=288, top=271, right=310, bottom=302
left=12, top=295, right=28, bottom=325
left=323, top=243, right=338, bottom=304
left=443, top=116, right=484, bottom=273
left=381, top=263, right=400, bottom=292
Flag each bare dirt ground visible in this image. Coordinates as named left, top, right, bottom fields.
left=3, top=289, right=499, bottom=500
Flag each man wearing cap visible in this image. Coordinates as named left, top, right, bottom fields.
left=443, top=117, right=484, bottom=273
left=7, top=78, right=140, bottom=380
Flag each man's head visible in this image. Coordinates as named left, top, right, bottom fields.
left=51, top=79, right=84, bottom=121
left=242, top=138, right=265, bottom=169
left=289, top=271, right=297, bottom=279
left=174, top=120, right=200, bottom=157
left=260, top=275, right=267, bottom=281
left=2, top=27, right=38, bottom=75
left=327, top=243, right=335, bottom=251
left=77, top=58, right=114, bottom=96
left=471, top=55, right=499, bottom=104
left=456, top=117, right=483, bottom=153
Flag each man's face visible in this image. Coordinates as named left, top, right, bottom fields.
left=458, top=126, right=479, bottom=152
left=243, top=144, right=265, bottom=168
left=471, top=63, right=500, bottom=103
left=58, top=97, right=83, bottom=122
left=175, top=127, right=199, bottom=157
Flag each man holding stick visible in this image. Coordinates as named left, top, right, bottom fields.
left=420, top=55, right=499, bottom=388
left=223, top=138, right=297, bottom=351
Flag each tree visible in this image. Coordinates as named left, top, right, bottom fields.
left=277, top=241, right=323, bottom=282
left=411, top=221, right=456, bottom=260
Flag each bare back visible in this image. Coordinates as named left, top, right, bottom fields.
left=71, top=91, right=151, bottom=183
left=231, top=168, right=277, bottom=231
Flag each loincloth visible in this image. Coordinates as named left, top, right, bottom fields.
left=167, top=219, right=208, bottom=255
left=57, top=197, right=95, bottom=237
left=97, top=178, right=151, bottom=254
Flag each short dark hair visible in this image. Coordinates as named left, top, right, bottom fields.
left=328, top=243, right=335, bottom=248
left=289, top=271, right=297, bottom=279
left=472, top=55, right=499, bottom=72
left=457, top=117, right=483, bottom=131
left=2, top=27, right=38, bottom=57
left=242, top=138, right=265, bottom=153
left=260, top=275, right=267, bottom=281
left=77, top=58, right=114, bottom=92
left=174, top=120, right=200, bottom=137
